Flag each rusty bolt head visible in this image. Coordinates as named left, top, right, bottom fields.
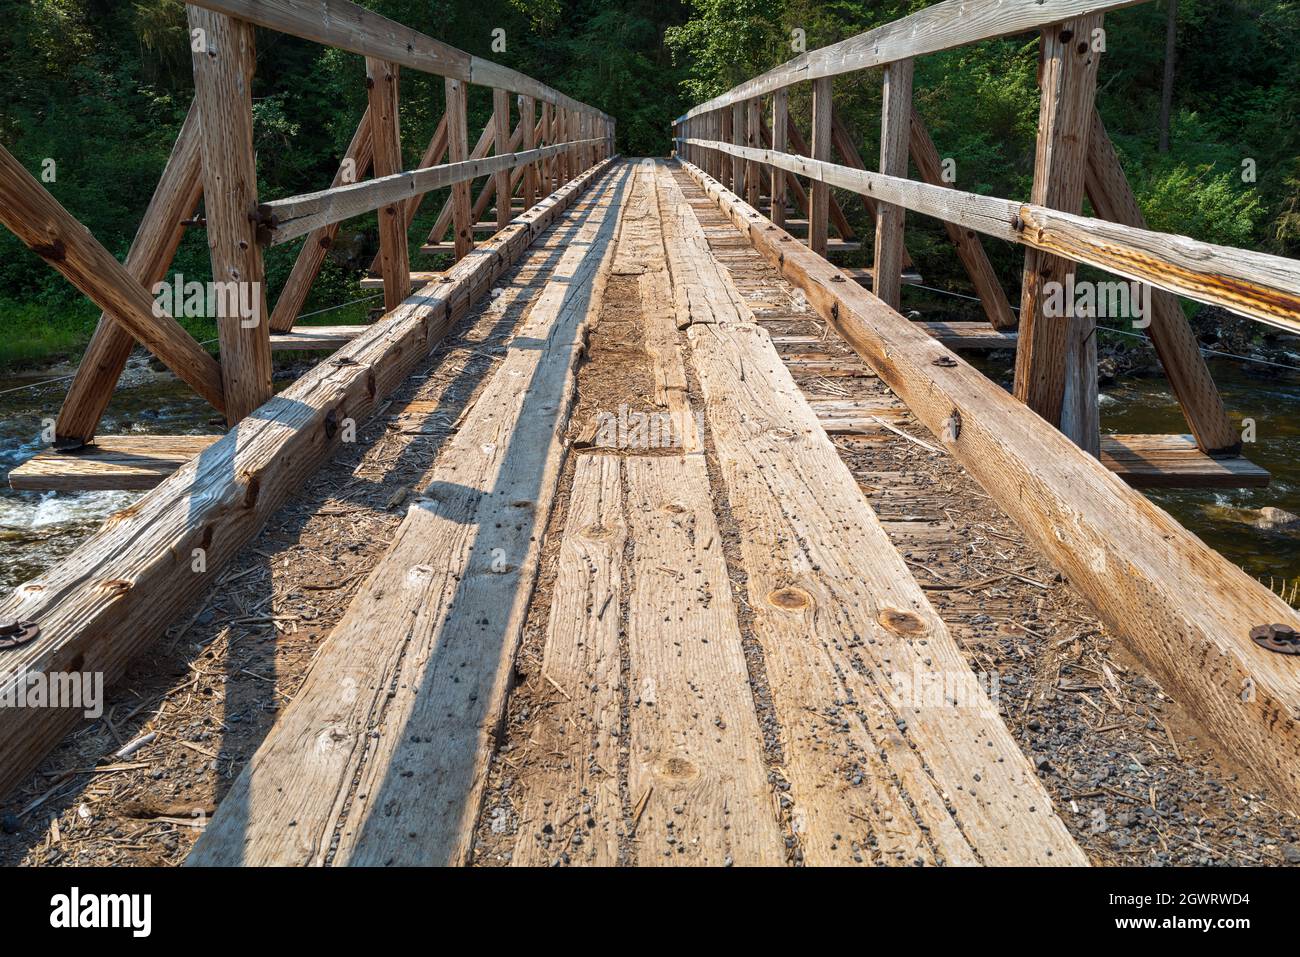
left=1250, top=623, right=1300, bottom=655
left=0, top=619, right=40, bottom=650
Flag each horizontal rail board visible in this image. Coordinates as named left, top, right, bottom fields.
left=687, top=139, right=1300, bottom=331
left=261, top=138, right=605, bottom=244
left=187, top=0, right=609, bottom=118
left=9, top=435, right=223, bottom=492
left=678, top=0, right=1147, bottom=121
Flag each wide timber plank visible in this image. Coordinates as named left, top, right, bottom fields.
left=624, top=454, right=785, bottom=866
left=268, top=324, right=369, bottom=350
left=0, top=158, right=617, bottom=804
left=920, top=321, right=1018, bottom=350
left=659, top=163, right=1085, bottom=866
left=679, top=157, right=1300, bottom=815
left=9, top=435, right=222, bottom=492
left=511, top=455, right=625, bottom=867
left=186, top=162, right=629, bottom=866
left=1102, top=434, right=1270, bottom=489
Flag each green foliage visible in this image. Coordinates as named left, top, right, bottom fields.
left=0, top=0, right=1295, bottom=371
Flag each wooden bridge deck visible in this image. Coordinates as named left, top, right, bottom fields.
left=171, top=157, right=1081, bottom=865
left=2, top=155, right=1294, bottom=869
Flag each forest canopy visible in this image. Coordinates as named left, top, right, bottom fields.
left=0, top=0, right=1295, bottom=367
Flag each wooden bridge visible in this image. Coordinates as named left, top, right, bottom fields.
left=1, top=0, right=1299, bottom=866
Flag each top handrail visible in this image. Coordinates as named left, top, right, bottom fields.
left=188, top=0, right=611, bottom=120
left=675, top=0, right=1145, bottom=123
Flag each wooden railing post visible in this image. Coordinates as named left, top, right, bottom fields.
left=444, top=77, right=473, bottom=260
left=521, top=96, right=538, bottom=209
left=1013, top=15, right=1104, bottom=457
left=809, top=76, right=833, bottom=256
left=874, top=59, right=913, bottom=309
left=366, top=57, right=409, bottom=311
left=720, top=108, right=734, bottom=191
left=187, top=6, right=271, bottom=424
left=745, top=98, right=762, bottom=207
left=770, top=91, right=788, bottom=227
left=493, top=89, right=513, bottom=229
left=731, top=102, right=747, bottom=201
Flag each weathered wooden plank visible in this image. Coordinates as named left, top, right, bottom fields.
left=55, top=101, right=205, bottom=446
left=661, top=164, right=1084, bottom=865
left=271, top=108, right=375, bottom=332
left=874, top=59, right=913, bottom=310
left=9, top=435, right=222, bottom=492
left=1086, top=111, right=1238, bottom=454
left=685, top=139, right=1300, bottom=333
left=624, top=454, right=786, bottom=866
left=679, top=0, right=1146, bottom=120
left=189, top=7, right=272, bottom=424
left=1014, top=15, right=1104, bottom=456
left=0, top=157, right=617, bottom=804
left=679, top=156, right=1300, bottom=815
left=920, top=320, right=1018, bottom=350
left=0, top=144, right=226, bottom=416
left=186, top=161, right=628, bottom=866
left=1102, top=434, right=1269, bottom=489
left=268, top=324, right=368, bottom=350
left=366, top=58, right=410, bottom=312
left=511, top=455, right=625, bottom=867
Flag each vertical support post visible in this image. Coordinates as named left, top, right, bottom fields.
left=521, top=95, right=538, bottom=210
left=874, top=59, right=913, bottom=310
left=731, top=102, right=747, bottom=201
left=366, top=57, right=409, bottom=311
left=492, top=88, right=512, bottom=229
left=1013, top=16, right=1104, bottom=457
left=444, top=77, right=473, bottom=260
left=745, top=98, right=762, bottom=208
left=809, top=76, right=833, bottom=257
left=720, top=108, right=734, bottom=191
left=187, top=6, right=270, bottom=425
left=771, top=91, right=788, bottom=227
left=541, top=101, right=553, bottom=191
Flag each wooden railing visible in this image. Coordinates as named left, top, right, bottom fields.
left=0, top=0, right=613, bottom=446
left=671, top=0, right=1300, bottom=461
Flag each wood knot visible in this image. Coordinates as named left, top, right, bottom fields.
left=878, top=608, right=927, bottom=636
left=768, top=587, right=812, bottom=611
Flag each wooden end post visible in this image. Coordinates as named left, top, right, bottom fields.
left=771, top=91, right=788, bottom=227
left=874, top=59, right=914, bottom=310
left=1014, top=15, right=1105, bottom=457
left=445, top=77, right=473, bottom=260
left=188, top=6, right=271, bottom=424
left=493, top=88, right=512, bottom=229
left=366, top=57, right=410, bottom=311
left=809, top=76, right=833, bottom=256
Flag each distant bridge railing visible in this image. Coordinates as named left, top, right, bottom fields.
left=0, top=0, right=613, bottom=447
left=671, top=0, right=1300, bottom=462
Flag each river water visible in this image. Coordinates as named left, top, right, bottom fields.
left=2, top=356, right=1298, bottom=603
